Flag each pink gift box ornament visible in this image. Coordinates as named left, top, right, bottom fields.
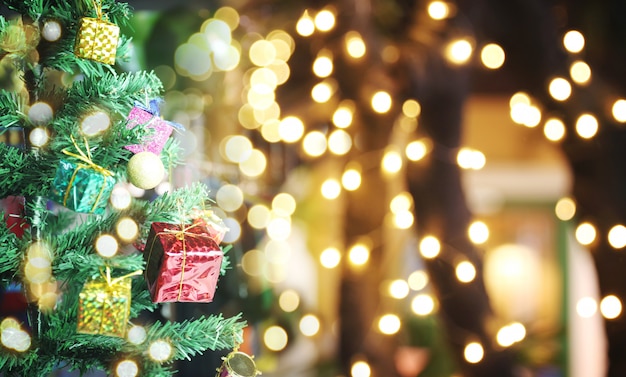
left=124, top=99, right=184, bottom=155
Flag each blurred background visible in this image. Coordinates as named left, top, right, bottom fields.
left=4, top=0, right=626, bottom=376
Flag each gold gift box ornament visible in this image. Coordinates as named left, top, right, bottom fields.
left=74, top=1, right=119, bottom=65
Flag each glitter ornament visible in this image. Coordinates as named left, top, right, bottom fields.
left=127, top=152, right=165, bottom=190
left=74, top=1, right=119, bottom=65
left=216, top=351, right=260, bottom=377
left=124, top=100, right=183, bottom=155
left=41, top=20, right=62, bottom=42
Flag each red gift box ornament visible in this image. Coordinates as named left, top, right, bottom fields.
left=144, top=221, right=223, bottom=303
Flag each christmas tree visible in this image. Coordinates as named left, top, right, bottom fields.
left=0, top=1, right=255, bottom=376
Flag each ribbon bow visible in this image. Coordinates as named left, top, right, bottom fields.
left=134, top=99, right=185, bottom=131
left=62, top=135, right=113, bottom=177
left=100, top=266, right=143, bottom=287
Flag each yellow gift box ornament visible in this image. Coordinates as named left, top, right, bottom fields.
left=74, top=0, right=119, bottom=65
left=77, top=269, right=141, bottom=338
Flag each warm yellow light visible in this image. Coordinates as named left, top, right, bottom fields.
left=302, top=131, right=327, bottom=157
left=408, top=270, right=429, bottom=291
left=464, top=342, right=484, bottom=364
left=402, top=99, right=421, bottom=118
left=249, top=40, right=277, bottom=67
left=393, top=210, right=415, bottom=229
left=313, top=52, right=334, bottom=78
left=239, top=149, right=267, bottom=177
left=148, top=340, right=173, bottom=363
left=342, top=169, right=362, bottom=191
left=371, top=91, right=392, bottom=113
left=95, top=234, right=118, bottom=258
left=116, top=217, right=139, bottom=243
left=388, top=279, right=410, bottom=299
left=445, top=39, right=473, bottom=65
left=279, top=289, right=300, bottom=312
left=224, top=135, right=253, bottom=163
left=333, top=103, right=354, bottom=128
left=351, top=361, right=371, bottom=377
left=321, top=179, right=341, bottom=199
left=457, top=148, right=486, bottom=170
left=378, top=314, right=401, bottom=335
left=496, top=322, right=526, bottom=347
left=266, top=217, right=291, bottom=241
left=320, top=247, right=341, bottom=268
left=279, top=116, right=305, bottom=143
left=328, top=129, right=352, bottom=155
left=544, top=118, right=566, bottom=142
left=348, top=244, right=370, bottom=266
left=563, top=30, right=585, bottom=53
left=390, top=192, right=413, bottom=214
left=549, top=77, right=572, bottom=101
left=310, top=82, right=332, bottom=103
left=296, top=11, right=315, bottom=37
left=411, top=294, right=435, bottom=315
left=248, top=204, right=271, bottom=229
left=216, top=184, right=245, bottom=212
left=509, top=92, right=531, bottom=108
left=480, top=43, right=505, bottom=69
left=382, top=150, right=403, bottom=174
left=570, top=61, right=591, bottom=85
left=608, top=225, right=626, bottom=249
left=428, top=1, right=450, bottom=20
left=264, top=326, right=288, bottom=351
left=468, top=220, right=489, bottom=244
left=127, top=325, right=147, bottom=345
left=300, top=314, right=321, bottom=336
left=406, top=140, right=429, bottom=161
left=576, top=297, right=597, bottom=318
left=241, top=249, right=265, bottom=276
left=29, top=127, right=50, bottom=147
left=345, top=31, right=366, bottom=58
left=314, top=9, right=336, bottom=32
left=272, top=193, right=297, bottom=216
left=601, top=295, right=622, bottom=319
left=575, top=222, right=596, bottom=246
left=575, top=113, right=598, bottom=139
left=419, top=235, right=441, bottom=259
left=456, top=261, right=476, bottom=283
left=612, top=99, right=626, bottom=123
left=555, top=197, right=576, bottom=221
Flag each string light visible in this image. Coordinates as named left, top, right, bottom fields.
left=115, top=360, right=139, bottom=377
left=28, top=102, right=54, bottom=125
left=296, top=10, right=315, bottom=37
left=344, top=31, right=366, bottom=59
left=371, top=91, right=393, bottom=113
left=327, top=129, right=352, bottom=155
left=348, top=243, right=370, bottom=266
left=563, top=30, right=585, bottom=53
left=402, top=99, right=421, bottom=118
left=148, top=340, right=173, bottom=363
left=279, top=289, right=301, bottom=312
left=570, top=60, right=591, bottom=85
left=216, top=184, right=245, bottom=212
left=468, top=220, right=489, bottom=244
left=427, top=1, right=451, bottom=20
left=480, top=43, right=505, bottom=69
left=390, top=192, right=413, bottom=213
left=127, top=325, right=147, bottom=345
left=455, top=261, right=476, bottom=283
left=445, top=38, right=473, bottom=65
left=608, top=225, right=626, bottom=249
left=575, top=222, right=596, bottom=245
left=320, top=247, right=342, bottom=268
left=342, top=168, right=362, bottom=191
left=116, top=217, right=139, bottom=243
left=543, top=118, right=566, bottom=142
left=333, top=102, right=355, bottom=128
left=81, top=111, right=111, bottom=136
left=278, top=116, right=305, bottom=143
left=378, top=314, right=401, bottom=335
left=464, top=342, right=484, bottom=363
left=411, top=294, right=435, bottom=316
left=576, top=297, right=598, bottom=318
left=313, top=50, right=333, bottom=77
left=419, top=235, right=441, bottom=259
left=321, top=178, right=341, bottom=199
left=264, top=325, right=288, bottom=351
left=555, top=197, right=576, bottom=221
left=95, top=234, right=119, bottom=258
left=388, top=279, right=410, bottom=299
left=382, top=150, right=403, bottom=174
left=303, top=130, right=328, bottom=157
left=600, top=295, right=622, bottom=319
left=611, top=99, right=626, bottom=123
left=299, top=314, right=321, bottom=336
left=575, top=113, right=598, bottom=139
left=393, top=210, right=414, bottom=229
left=311, top=81, right=334, bottom=103
left=351, top=361, right=372, bottom=377
left=406, top=139, right=429, bottom=161
left=248, top=204, right=271, bottom=229
left=314, top=9, right=336, bottom=32
left=548, top=77, right=572, bottom=101
left=408, top=270, right=429, bottom=291
left=29, top=127, right=50, bottom=147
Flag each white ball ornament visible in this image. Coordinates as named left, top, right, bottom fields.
left=42, top=20, right=62, bottom=42
left=127, top=152, right=165, bottom=190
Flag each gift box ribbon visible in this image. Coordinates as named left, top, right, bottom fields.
left=134, top=99, right=185, bottom=131
left=61, top=136, right=113, bottom=212
left=92, top=267, right=142, bottom=334
left=147, top=221, right=213, bottom=301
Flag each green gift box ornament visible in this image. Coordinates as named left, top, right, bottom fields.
left=49, top=137, right=115, bottom=214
